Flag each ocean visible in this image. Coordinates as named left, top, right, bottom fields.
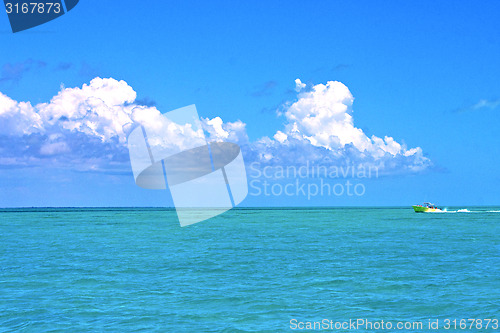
left=0, top=208, right=498, bottom=332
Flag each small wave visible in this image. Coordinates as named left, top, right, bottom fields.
left=457, top=209, right=470, bottom=213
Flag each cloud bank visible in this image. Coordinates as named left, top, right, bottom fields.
left=0, top=77, right=430, bottom=174
left=204, top=80, right=430, bottom=174
left=0, top=78, right=190, bottom=171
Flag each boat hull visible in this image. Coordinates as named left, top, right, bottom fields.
left=412, top=205, right=442, bottom=213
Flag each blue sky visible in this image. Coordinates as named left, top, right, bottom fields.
left=0, top=0, right=499, bottom=207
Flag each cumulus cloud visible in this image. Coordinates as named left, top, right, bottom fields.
left=204, top=80, right=430, bottom=174
left=0, top=78, right=430, bottom=175
left=0, top=77, right=204, bottom=171
left=202, top=117, right=249, bottom=145
left=294, top=78, right=306, bottom=92
left=279, top=81, right=417, bottom=158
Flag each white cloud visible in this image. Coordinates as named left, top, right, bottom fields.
left=209, top=80, right=430, bottom=173
left=202, top=117, right=249, bottom=145
left=294, top=78, right=306, bottom=92
left=0, top=78, right=184, bottom=170
left=0, top=78, right=431, bottom=174
left=282, top=81, right=413, bottom=158
left=273, top=131, right=287, bottom=143
left=0, top=92, right=42, bottom=135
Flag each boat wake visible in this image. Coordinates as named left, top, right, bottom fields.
left=434, top=209, right=500, bottom=213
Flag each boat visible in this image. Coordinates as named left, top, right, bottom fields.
left=412, top=202, right=442, bottom=213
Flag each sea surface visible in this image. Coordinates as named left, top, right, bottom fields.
left=0, top=207, right=499, bottom=332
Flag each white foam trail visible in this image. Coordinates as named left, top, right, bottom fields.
left=436, top=208, right=456, bottom=213
left=434, top=209, right=500, bottom=213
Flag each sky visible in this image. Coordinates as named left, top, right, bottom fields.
left=0, top=0, right=499, bottom=207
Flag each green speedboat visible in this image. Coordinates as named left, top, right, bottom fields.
left=412, top=202, right=442, bottom=213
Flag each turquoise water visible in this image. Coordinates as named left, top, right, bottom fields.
left=0, top=208, right=499, bottom=332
